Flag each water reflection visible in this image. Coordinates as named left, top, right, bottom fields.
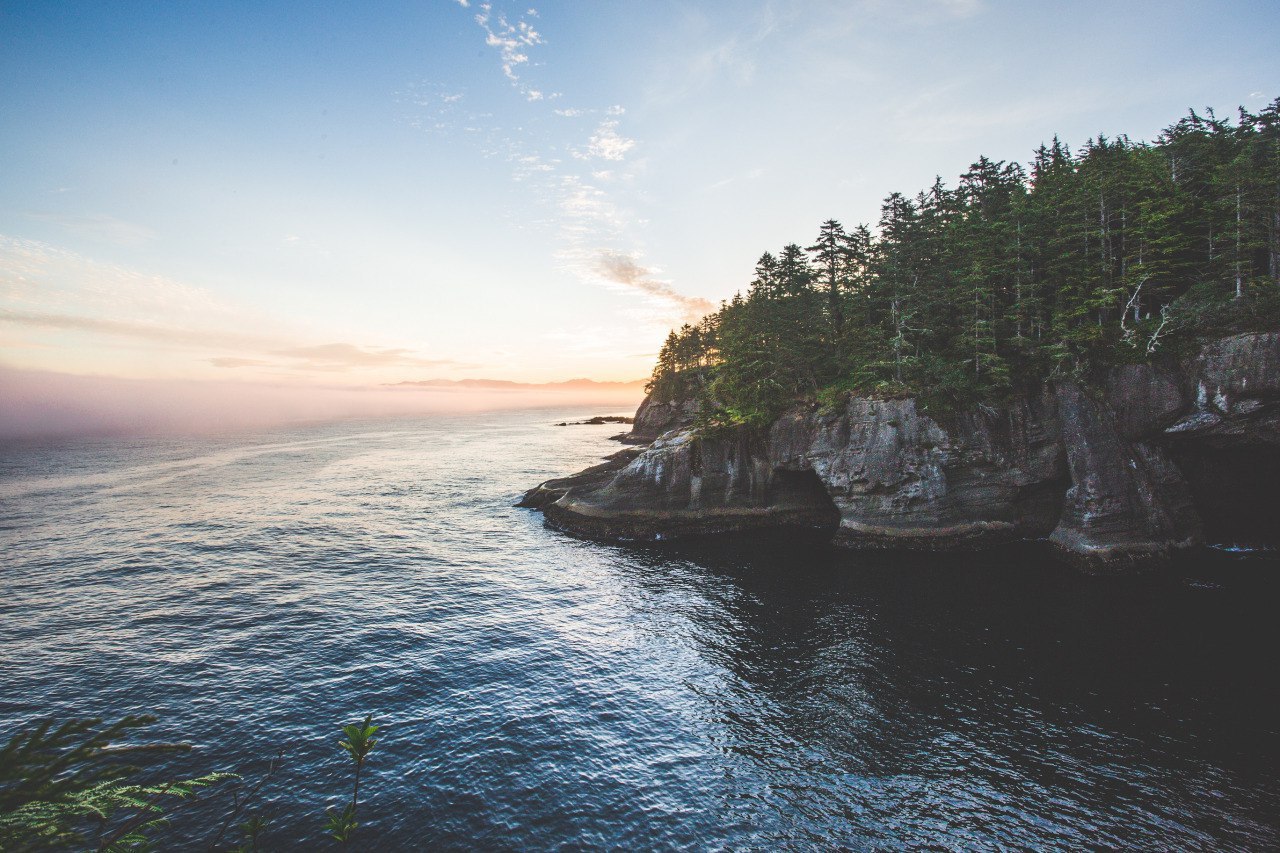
left=2, top=413, right=1278, bottom=849
left=609, top=537, right=1280, bottom=848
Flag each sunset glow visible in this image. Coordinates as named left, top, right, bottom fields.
left=1, top=0, right=1275, bottom=433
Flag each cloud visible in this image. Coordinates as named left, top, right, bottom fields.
left=24, top=212, right=156, bottom=246
left=473, top=1, right=544, bottom=100
left=0, top=235, right=246, bottom=332
left=392, top=377, right=644, bottom=391
left=704, top=167, right=765, bottom=192
left=209, top=357, right=270, bottom=368
left=1, top=309, right=279, bottom=351
left=0, top=237, right=460, bottom=377
left=926, top=0, right=983, bottom=19
left=557, top=177, right=624, bottom=237
left=889, top=83, right=1096, bottom=143
left=432, top=2, right=706, bottom=328
left=594, top=251, right=714, bottom=320
left=574, top=120, right=636, bottom=161
left=1, top=310, right=458, bottom=373
left=272, top=343, right=458, bottom=371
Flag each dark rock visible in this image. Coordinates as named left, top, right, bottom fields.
left=1191, top=330, right=1280, bottom=413
left=560, top=415, right=634, bottom=426
left=1107, top=362, right=1186, bottom=439
left=1165, top=412, right=1223, bottom=434
left=769, top=393, right=1066, bottom=551
left=626, top=394, right=699, bottom=443
left=517, top=448, right=643, bottom=509
left=1048, top=381, right=1200, bottom=572
left=544, top=429, right=839, bottom=541
left=523, top=331, right=1280, bottom=572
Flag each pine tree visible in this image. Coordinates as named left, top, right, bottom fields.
left=806, top=219, right=851, bottom=333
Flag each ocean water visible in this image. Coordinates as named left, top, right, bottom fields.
left=2, top=407, right=1279, bottom=850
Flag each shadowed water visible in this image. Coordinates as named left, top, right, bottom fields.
left=2, top=408, right=1278, bottom=849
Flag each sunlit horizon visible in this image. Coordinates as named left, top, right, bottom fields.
left=2, top=0, right=1276, bottom=435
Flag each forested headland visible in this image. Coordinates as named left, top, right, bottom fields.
left=648, top=100, right=1280, bottom=428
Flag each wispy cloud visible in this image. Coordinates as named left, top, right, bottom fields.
left=888, top=83, right=1097, bottom=143
left=574, top=120, right=636, bottom=161
left=210, top=357, right=269, bottom=368
left=908, top=0, right=984, bottom=22
left=392, top=376, right=644, bottom=391
left=272, top=343, right=459, bottom=371
left=25, top=211, right=156, bottom=246
left=704, top=167, right=764, bottom=192
left=473, top=1, right=545, bottom=100
left=1, top=236, right=246, bottom=332
left=424, top=2, right=712, bottom=328
left=0, top=310, right=460, bottom=373
left=0, top=236, right=458, bottom=378
left=0, top=309, right=279, bottom=351
left=594, top=251, right=714, bottom=320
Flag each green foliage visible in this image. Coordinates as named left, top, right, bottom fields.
left=0, top=716, right=186, bottom=814
left=1, top=711, right=390, bottom=850
left=230, top=814, right=268, bottom=852
left=338, top=716, right=378, bottom=766
left=0, top=715, right=235, bottom=851
left=326, top=714, right=378, bottom=846
left=323, top=803, right=357, bottom=844
left=645, top=98, right=1280, bottom=430
left=0, top=773, right=236, bottom=851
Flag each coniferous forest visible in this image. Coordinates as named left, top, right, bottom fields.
left=648, top=101, right=1280, bottom=428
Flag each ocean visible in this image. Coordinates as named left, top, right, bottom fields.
left=2, top=407, right=1278, bottom=849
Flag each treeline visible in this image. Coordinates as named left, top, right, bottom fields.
left=648, top=100, right=1280, bottom=427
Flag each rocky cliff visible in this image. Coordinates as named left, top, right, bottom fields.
left=522, top=331, right=1280, bottom=572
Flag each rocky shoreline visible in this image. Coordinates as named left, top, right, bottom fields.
left=521, top=331, right=1280, bottom=572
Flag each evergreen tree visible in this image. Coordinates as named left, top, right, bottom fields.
left=806, top=219, right=852, bottom=333
left=648, top=99, right=1280, bottom=429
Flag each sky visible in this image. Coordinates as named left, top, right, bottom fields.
left=0, top=0, right=1276, bottom=432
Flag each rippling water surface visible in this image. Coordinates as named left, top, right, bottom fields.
left=3, top=408, right=1279, bottom=849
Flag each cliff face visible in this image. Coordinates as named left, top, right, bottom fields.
left=627, top=394, right=701, bottom=443
left=524, top=331, right=1280, bottom=572
left=768, top=392, right=1067, bottom=549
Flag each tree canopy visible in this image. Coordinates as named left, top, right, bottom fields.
left=648, top=100, right=1280, bottom=429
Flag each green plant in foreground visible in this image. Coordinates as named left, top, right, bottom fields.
left=230, top=814, right=268, bottom=852
left=323, top=803, right=356, bottom=845
left=0, top=715, right=236, bottom=851
left=325, top=715, right=378, bottom=845
left=1, top=712, right=387, bottom=849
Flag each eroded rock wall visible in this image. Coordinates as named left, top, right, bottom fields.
left=769, top=394, right=1066, bottom=549
left=1048, top=381, right=1201, bottom=570
left=525, top=331, right=1280, bottom=571
left=627, top=394, right=699, bottom=443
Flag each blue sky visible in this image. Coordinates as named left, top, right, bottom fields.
left=1, top=0, right=1276, bottom=389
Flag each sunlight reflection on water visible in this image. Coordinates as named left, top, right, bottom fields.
left=2, top=408, right=1279, bottom=849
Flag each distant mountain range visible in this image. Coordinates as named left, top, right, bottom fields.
left=391, top=378, right=646, bottom=391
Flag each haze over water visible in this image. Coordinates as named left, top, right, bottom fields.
left=2, top=409, right=1278, bottom=849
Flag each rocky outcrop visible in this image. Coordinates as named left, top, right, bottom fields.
left=517, top=448, right=642, bottom=510
left=1048, top=381, right=1201, bottom=569
left=524, top=331, right=1280, bottom=572
left=542, top=427, right=839, bottom=541
left=623, top=394, right=699, bottom=443
left=768, top=393, right=1066, bottom=550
